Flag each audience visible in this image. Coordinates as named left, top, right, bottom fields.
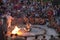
left=0, top=0, right=60, bottom=40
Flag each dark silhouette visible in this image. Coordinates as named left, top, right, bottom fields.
left=52, top=0, right=60, bottom=7
left=0, top=19, right=6, bottom=40
left=41, top=36, right=47, bottom=40
left=49, top=35, right=57, bottom=40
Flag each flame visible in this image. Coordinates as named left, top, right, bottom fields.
left=17, top=30, right=23, bottom=35
left=12, top=26, right=23, bottom=35
left=12, top=26, right=20, bottom=34
left=12, top=26, right=24, bottom=35
left=11, top=24, right=31, bottom=36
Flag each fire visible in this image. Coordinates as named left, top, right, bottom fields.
left=12, top=26, right=20, bottom=34
left=11, top=23, right=31, bottom=36
left=12, top=26, right=23, bottom=35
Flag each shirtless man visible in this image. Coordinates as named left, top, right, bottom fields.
left=6, top=13, right=14, bottom=28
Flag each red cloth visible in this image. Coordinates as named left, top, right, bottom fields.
left=14, top=4, right=22, bottom=9
left=47, top=10, right=53, bottom=20
left=0, top=21, right=2, bottom=25
left=47, top=10, right=53, bottom=16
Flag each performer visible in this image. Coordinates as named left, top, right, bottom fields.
left=25, top=22, right=31, bottom=32
left=6, top=13, right=14, bottom=28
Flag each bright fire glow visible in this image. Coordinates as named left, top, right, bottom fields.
left=12, top=26, right=20, bottom=34
left=11, top=24, right=31, bottom=35
left=12, top=26, right=24, bottom=35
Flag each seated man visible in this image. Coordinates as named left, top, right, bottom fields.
left=41, top=36, right=47, bottom=40
left=49, top=35, right=57, bottom=40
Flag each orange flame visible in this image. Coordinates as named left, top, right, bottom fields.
left=12, top=26, right=23, bottom=35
